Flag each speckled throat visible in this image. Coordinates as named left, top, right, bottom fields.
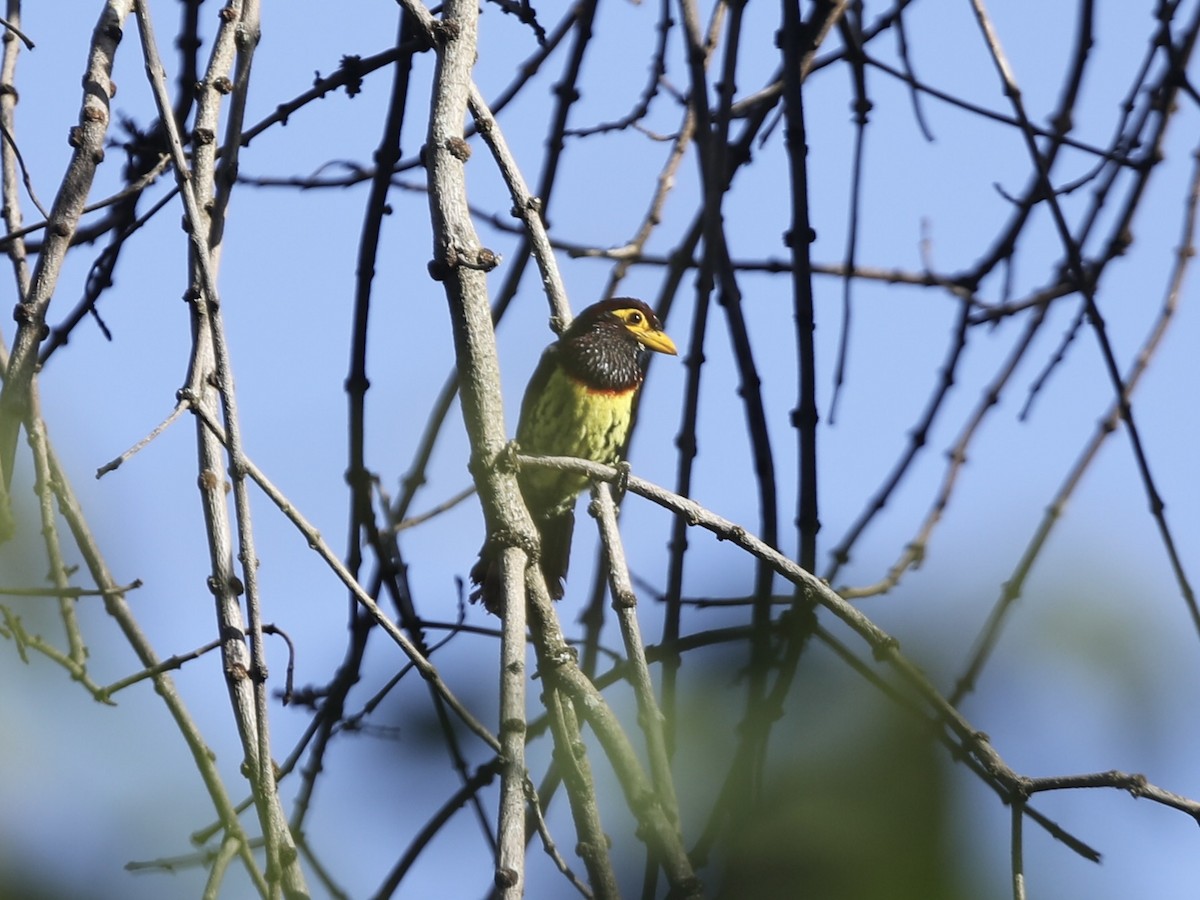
left=557, top=316, right=645, bottom=392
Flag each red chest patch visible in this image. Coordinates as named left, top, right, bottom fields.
left=569, top=375, right=638, bottom=398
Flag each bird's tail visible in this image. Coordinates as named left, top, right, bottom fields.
left=536, top=507, right=574, bottom=601
left=468, top=550, right=496, bottom=611
left=469, top=507, right=574, bottom=610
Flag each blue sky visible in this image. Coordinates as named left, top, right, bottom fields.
left=2, top=2, right=1199, bottom=898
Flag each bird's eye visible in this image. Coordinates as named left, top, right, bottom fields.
left=628, top=312, right=643, bottom=325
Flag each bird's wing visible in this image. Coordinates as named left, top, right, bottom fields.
left=516, top=342, right=560, bottom=442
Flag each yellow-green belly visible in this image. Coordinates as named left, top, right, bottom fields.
left=516, top=367, right=634, bottom=516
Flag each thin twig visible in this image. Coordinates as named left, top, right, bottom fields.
left=0, top=0, right=131, bottom=523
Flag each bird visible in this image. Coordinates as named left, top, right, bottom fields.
left=470, top=298, right=677, bottom=609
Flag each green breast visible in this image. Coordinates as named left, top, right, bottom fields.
left=516, top=364, right=635, bottom=516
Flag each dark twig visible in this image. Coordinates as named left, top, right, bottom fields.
left=968, top=0, right=1200, bottom=636
left=950, top=140, right=1200, bottom=705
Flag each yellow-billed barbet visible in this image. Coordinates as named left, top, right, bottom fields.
left=471, top=298, right=677, bottom=607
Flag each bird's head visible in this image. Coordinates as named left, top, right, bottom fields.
left=573, top=298, right=678, bottom=356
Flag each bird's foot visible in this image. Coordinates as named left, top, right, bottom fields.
left=613, top=460, right=632, bottom=504
left=497, top=440, right=521, bottom=474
